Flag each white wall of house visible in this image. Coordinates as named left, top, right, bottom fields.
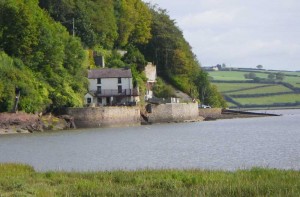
left=86, top=77, right=135, bottom=106
left=145, top=63, right=157, bottom=82
left=89, top=77, right=132, bottom=91
left=144, top=63, right=157, bottom=100
left=145, top=90, right=153, bottom=100
left=84, top=93, right=96, bottom=106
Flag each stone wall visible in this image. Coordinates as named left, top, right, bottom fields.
left=67, top=106, right=140, bottom=128
left=198, top=108, right=222, bottom=118
left=147, top=103, right=199, bottom=123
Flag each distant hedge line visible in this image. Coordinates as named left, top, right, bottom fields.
left=229, top=92, right=294, bottom=98
left=229, top=102, right=300, bottom=109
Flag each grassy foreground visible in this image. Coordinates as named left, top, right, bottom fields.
left=0, top=164, right=300, bottom=196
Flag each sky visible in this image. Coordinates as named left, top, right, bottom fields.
left=144, top=0, right=300, bottom=71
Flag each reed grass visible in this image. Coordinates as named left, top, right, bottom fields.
left=0, top=163, right=299, bottom=196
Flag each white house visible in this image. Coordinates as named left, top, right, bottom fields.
left=84, top=68, right=139, bottom=106
left=144, top=62, right=157, bottom=100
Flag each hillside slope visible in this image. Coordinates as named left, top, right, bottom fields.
left=208, top=69, right=300, bottom=109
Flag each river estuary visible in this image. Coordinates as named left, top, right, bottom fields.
left=0, top=109, right=299, bottom=172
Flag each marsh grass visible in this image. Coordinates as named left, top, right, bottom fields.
left=0, top=164, right=299, bottom=196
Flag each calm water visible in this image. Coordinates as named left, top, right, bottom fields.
left=0, top=110, right=299, bottom=172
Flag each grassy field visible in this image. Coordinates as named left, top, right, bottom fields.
left=209, top=71, right=300, bottom=87
left=209, top=71, right=250, bottom=81
left=208, top=69, right=300, bottom=108
left=284, top=75, right=300, bottom=88
left=213, top=83, right=271, bottom=93
left=227, top=85, right=293, bottom=95
left=235, top=94, right=300, bottom=105
left=0, top=163, right=299, bottom=196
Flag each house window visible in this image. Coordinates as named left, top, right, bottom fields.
left=97, top=78, right=101, bottom=84
left=97, top=86, right=102, bottom=94
left=118, top=77, right=121, bottom=84
left=97, top=97, right=102, bottom=104
left=87, top=98, right=91, bottom=104
left=118, top=85, right=122, bottom=93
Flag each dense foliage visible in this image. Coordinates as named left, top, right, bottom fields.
left=138, top=6, right=226, bottom=107
left=0, top=0, right=88, bottom=113
left=0, top=0, right=226, bottom=113
left=152, top=77, right=176, bottom=98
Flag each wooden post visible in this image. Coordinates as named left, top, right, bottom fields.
left=13, top=87, right=20, bottom=113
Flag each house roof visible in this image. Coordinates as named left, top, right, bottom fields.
left=85, top=91, right=96, bottom=97
left=88, top=68, right=132, bottom=79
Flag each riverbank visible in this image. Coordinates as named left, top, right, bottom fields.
left=0, top=163, right=299, bottom=196
left=0, top=112, right=74, bottom=134
left=0, top=108, right=278, bottom=134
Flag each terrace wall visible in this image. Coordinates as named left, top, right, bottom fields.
left=198, top=108, right=222, bottom=118
left=147, top=103, right=199, bottom=123
left=66, top=106, right=140, bottom=128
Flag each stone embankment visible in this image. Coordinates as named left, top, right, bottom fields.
left=66, top=106, right=141, bottom=128
left=199, top=108, right=279, bottom=120
left=0, top=112, right=74, bottom=134
left=0, top=106, right=278, bottom=134
left=145, top=103, right=201, bottom=123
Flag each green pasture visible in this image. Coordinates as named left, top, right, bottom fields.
left=280, top=71, right=300, bottom=76
left=209, top=70, right=300, bottom=108
left=1, top=163, right=300, bottom=196
left=234, top=94, right=300, bottom=105
left=228, top=84, right=293, bottom=95
left=209, top=71, right=300, bottom=87
left=209, top=71, right=249, bottom=81
left=226, top=102, right=237, bottom=108
left=209, top=71, right=269, bottom=81
left=213, top=83, right=271, bottom=93
left=283, top=75, right=300, bottom=88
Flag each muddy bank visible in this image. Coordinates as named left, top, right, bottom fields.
left=0, top=112, right=75, bottom=134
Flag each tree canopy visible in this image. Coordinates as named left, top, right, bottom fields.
left=0, top=0, right=226, bottom=113
left=0, top=0, right=88, bottom=113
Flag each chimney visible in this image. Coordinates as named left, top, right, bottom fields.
left=102, top=55, right=105, bottom=68
left=93, top=53, right=105, bottom=68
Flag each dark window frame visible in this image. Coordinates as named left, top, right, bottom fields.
left=97, top=86, right=102, bottom=93
left=87, top=98, right=92, bottom=104
left=118, top=85, right=122, bottom=93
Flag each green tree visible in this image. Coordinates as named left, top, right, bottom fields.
left=194, top=70, right=226, bottom=108
left=122, top=45, right=146, bottom=72
left=0, top=0, right=39, bottom=65
left=152, top=78, right=176, bottom=98
left=205, top=84, right=227, bottom=108
left=257, top=65, right=263, bottom=69
left=1, top=0, right=88, bottom=112
left=139, top=6, right=199, bottom=95
left=40, top=0, right=118, bottom=48
left=115, top=0, right=152, bottom=47
left=244, top=72, right=256, bottom=79
left=0, top=52, right=51, bottom=112
left=276, top=72, right=285, bottom=81
left=268, top=73, right=275, bottom=80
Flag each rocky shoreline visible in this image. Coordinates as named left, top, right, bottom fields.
left=0, top=109, right=277, bottom=135
left=0, top=112, right=74, bottom=134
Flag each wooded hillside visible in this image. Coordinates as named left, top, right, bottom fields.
left=0, top=0, right=226, bottom=113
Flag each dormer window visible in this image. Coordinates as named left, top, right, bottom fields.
left=118, top=77, right=121, bottom=84
left=97, top=78, right=101, bottom=84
